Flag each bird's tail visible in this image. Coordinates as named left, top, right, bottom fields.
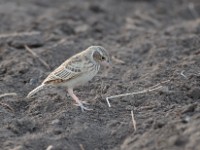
left=27, top=84, right=45, bottom=98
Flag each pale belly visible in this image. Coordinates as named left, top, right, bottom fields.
left=60, top=70, right=98, bottom=88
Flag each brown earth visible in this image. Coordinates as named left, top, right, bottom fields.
left=1, top=0, right=200, bottom=150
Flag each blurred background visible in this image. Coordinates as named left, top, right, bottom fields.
left=1, top=0, right=200, bottom=150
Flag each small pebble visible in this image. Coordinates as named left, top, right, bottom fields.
left=188, top=87, right=200, bottom=99
left=51, top=119, right=60, bottom=125
left=182, top=103, right=197, bottom=114
left=154, top=120, right=166, bottom=129
left=29, top=78, right=38, bottom=85
left=182, top=116, right=190, bottom=123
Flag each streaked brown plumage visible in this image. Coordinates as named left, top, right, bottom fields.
left=27, top=46, right=110, bottom=111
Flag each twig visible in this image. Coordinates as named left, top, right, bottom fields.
left=0, top=93, right=17, bottom=99
left=79, top=144, right=85, bottom=150
left=0, top=93, right=16, bottom=112
left=106, top=98, right=111, bottom=107
left=140, top=105, right=156, bottom=110
left=180, top=70, right=188, bottom=79
left=131, top=110, right=136, bottom=132
left=106, top=86, right=162, bottom=107
left=180, top=70, right=200, bottom=78
left=106, top=80, right=170, bottom=107
left=0, top=102, right=14, bottom=112
left=0, top=31, right=40, bottom=39
left=148, top=80, right=170, bottom=89
left=51, top=38, right=68, bottom=48
left=125, top=17, right=156, bottom=33
left=135, top=11, right=161, bottom=27
left=25, top=45, right=50, bottom=70
left=46, top=145, right=53, bottom=150
left=190, top=73, right=200, bottom=77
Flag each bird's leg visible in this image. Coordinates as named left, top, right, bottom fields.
left=67, top=88, right=92, bottom=111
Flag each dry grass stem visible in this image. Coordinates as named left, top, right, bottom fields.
left=106, top=80, right=170, bottom=107
left=187, top=71, right=200, bottom=77
left=135, top=11, right=161, bottom=27
left=180, top=70, right=187, bottom=79
left=140, top=105, right=156, bottom=110
left=149, top=80, right=170, bottom=89
left=106, top=98, right=111, bottom=107
left=180, top=70, right=200, bottom=78
left=0, top=93, right=17, bottom=99
left=51, top=38, right=68, bottom=48
left=25, top=45, right=50, bottom=70
left=46, top=145, right=53, bottom=150
left=0, top=93, right=16, bottom=112
left=0, top=31, right=40, bottom=39
left=131, top=110, right=136, bottom=132
left=0, top=102, right=14, bottom=111
left=79, top=144, right=85, bottom=150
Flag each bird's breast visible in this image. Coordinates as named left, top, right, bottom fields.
left=61, top=65, right=99, bottom=88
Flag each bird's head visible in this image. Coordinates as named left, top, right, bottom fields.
left=89, top=46, right=111, bottom=68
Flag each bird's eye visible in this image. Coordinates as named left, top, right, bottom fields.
left=101, top=56, right=105, bottom=60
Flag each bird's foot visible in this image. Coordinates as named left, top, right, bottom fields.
left=74, top=102, right=93, bottom=111
left=81, top=101, right=89, bottom=105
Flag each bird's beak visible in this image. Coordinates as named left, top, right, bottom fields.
left=101, top=61, right=111, bottom=69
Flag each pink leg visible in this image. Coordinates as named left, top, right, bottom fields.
left=67, top=88, right=92, bottom=111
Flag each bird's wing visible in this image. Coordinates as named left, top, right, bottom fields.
left=43, top=57, right=85, bottom=84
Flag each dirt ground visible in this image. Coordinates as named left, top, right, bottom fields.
left=1, top=0, right=200, bottom=150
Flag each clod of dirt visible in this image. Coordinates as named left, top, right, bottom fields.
left=174, top=135, right=189, bottom=147
left=153, top=120, right=166, bottom=129
left=89, top=4, right=105, bottom=13
left=75, top=24, right=89, bottom=33
left=52, top=127, right=64, bottom=135
left=51, top=119, right=61, bottom=125
left=182, top=103, right=197, bottom=114
left=181, top=116, right=191, bottom=123
left=6, top=118, right=38, bottom=135
left=0, top=32, right=44, bottom=48
left=187, top=87, right=200, bottom=99
left=29, top=78, right=39, bottom=85
left=56, top=22, right=75, bottom=35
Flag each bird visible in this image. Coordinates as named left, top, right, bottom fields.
left=27, top=46, right=111, bottom=111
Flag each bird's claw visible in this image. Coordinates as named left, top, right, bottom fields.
left=81, top=101, right=89, bottom=105
left=74, top=102, right=93, bottom=111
